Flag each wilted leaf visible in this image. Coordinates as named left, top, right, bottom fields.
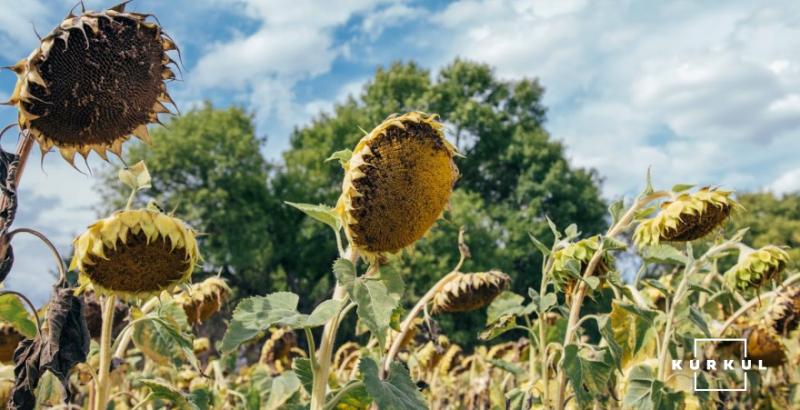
left=361, top=358, right=426, bottom=410
left=132, top=300, right=198, bottom=369
left=285, top=202, right=340, bottom=231
left=609, top=301, right=659, bottom=368
left=118, top=160, right=152, bottom=192
left=141, top=378, right=205, bottom=410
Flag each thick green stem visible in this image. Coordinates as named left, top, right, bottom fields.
left=94, top=295, right=117, bottom=410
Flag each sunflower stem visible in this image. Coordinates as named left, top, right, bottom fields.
left=95, top=295, right=117, bottom=410
left=310, top=248, right=357, bottom=410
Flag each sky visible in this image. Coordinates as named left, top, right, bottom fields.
left=0, top=0, right=799, bottom=304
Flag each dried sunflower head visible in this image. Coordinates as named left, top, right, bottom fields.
left=634, top=188, right=740, bottom=247
left=337, top=112, right=459, bottom=261
left=744, top=325, right=786, bottom=367
left=551, top=235, right=613, bottom=294
left=725, top=246, right=790, bottom=292
left=70, top=208, right=200, bottom=299
left=431, top=271, right=510, bottom=314
left=193, top=337, right=211, bottom=355
left=764, top=287, right=800, bottom=336
left=6, top=2, right=178, bottom=164
left=176, top=277, right=230, bottom=325
left=0, top=323, right=24, bottom=363
left=259, top=327, right=306, bottom=375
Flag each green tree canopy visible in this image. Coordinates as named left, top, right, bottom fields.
left=733, top=192, right=800, bottom=263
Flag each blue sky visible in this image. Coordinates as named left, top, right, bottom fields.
left=1, top=0, right=799, bottom=303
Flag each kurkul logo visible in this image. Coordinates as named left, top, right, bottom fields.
left=670, top=338, right=767, bottom=392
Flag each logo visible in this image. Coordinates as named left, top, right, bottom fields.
left=670, top=338, right=767, bottom=392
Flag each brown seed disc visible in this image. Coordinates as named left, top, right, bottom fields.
left=661, top=203, right=731, bottom=241
left=23, top=14, right=165, bottom=149
left=745, top=327, right=786, bottom=367
left=82, top=232, right=189, bottom=294
left=349, top=120, right=456, bottom=253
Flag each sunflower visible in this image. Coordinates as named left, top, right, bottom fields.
left=5, top=2, right=178, bottom=164
left=259, top=327, right=306, bottom=375
left=725, top=246, right=790, bottom=292
left=744, top=325, right=786, bottom=367
left=431, top=271, right=510, bottom=314
left=763, top=287, right=800, bottom=336
left=337, top=112, right=459, bottom=261
left=176, top=277, right=230, bottom=325
left=551, top=235, right=613, bottom=294
left=0, top=323, right=24, bottom=363
left=634, top=188, right=740, bottom=247
left=70, top=208, right=200, bottom=299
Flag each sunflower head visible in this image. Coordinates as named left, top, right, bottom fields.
left=634, top=188, right=740, bottom=247
left=259, top=327, right=306, bottom=375
left=764, top=287, right=800, bottom=336
left=745, top=325, right=786, bottom=367
left=0, top=323, right=23, bottom=363
left=176, top=277, right=231, bottom=325
left=551, top=235, right=612, bottom=293
left=70, top=208, right=200, bottom=299
left=7, top=2, right=178, bottom=164
left=337, top=112, right=459, bottom=261
left=725, top=246, right=790, bottom=292
left=431, top=270, right=510, bottom=314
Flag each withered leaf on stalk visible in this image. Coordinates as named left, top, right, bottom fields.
left=8, top=278, right=90, bottom=410
left=0, top=144, right=20, bottom=284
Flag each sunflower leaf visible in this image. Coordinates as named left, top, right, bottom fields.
left=360, top=358, right=427, bottom=410
left=285, top=202, right=341, bottom=232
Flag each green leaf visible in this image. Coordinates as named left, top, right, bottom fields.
left=641, top=245, right=688, bottom=265
left=642, top=279, right=670, bottom=298
left=488, top=359, right=525, bottom=377
left=583, top=276, right=601, bottom=290
left=671, top=184, right=695, bottom=193
left=325, top=149, right=353, bottom=167
left=292, top=358, right=313, bottom=394
left=546, top=216, right=561, bottom=240
left=564, top=224, right=580, bottom=239
left=563, top=345, right=613, bottom=409
left=285, top=202, right=340, bottom=231
left=597, top=315, right=622, bottom=370
left=328, top=382, right=371, bottom=409
left=264, top=371, right=301, bottom=410
left=609, top=301, right=659, bottom=367
left=35, top=370, right=63, bottom=408
left=131, top=300, right=198, bottom=369
left=486, top=291, right=525, bottom=325
left=640, top=167, right=654, bottom=197
left=353, top=277, right=397, bottom=346
left=688, top=306, right=712, bottom=338
left=479, top=316, right=517, bottom=341
left=608, top=199, right=625, bottom=225
left=333, top=258, right=356, bottom=292
left=0, top=293, right=37, bottom=338
left=539, top=293, right=557, bottom=313
left=602, top=236, right=628, bottom=251
left=622, top=365, right=684, bottom=410
left=305, top=298, right=346, bottom=328
left=141, top=379, right=198, bottom=410
left=360, top=358, right=427, bottom=410
left=220, top=292, right=305, bottom=353
left=528, top=233, right=551, bottom=256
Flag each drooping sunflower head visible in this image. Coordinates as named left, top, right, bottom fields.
left=176, top=277, right=230, bottom=325
left=431, top=270, right=510, bottom=314
left=744, top=325, right=786, bottom=367
left=70, top=208, right=200, bottom=299
left=764, top=287, right=800, bottom=336
left=551, top=235, right=613, bottom=293
left=725, top=246, right=790, bottom=292
left=6, top=2, right=178, bottom=164
left=0, top=323, right=24, bottom=363
left=337, top=112, right=459, bottom=260
left=259, top=327, right=306, bottom=375
left=634, top=188, right=740, bottom=247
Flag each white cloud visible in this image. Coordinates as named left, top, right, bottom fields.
left=770, top=168, right=800, bottom=195
left=428, top=0, right=800, bottom=197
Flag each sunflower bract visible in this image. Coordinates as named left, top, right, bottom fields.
left=724, top=245, right=790, bottom=292
left=337, top=112, right=459, bottom=260
left=70, top=209, right=200, bottom=299
left=176, top=277, right=231, bottom=325
left=634, top=188, right=740, bottom=247
left=551, top=235, right=612, bottom=293
left=6, top=2, right=178, bottom=164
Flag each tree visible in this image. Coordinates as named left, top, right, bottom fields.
left=96, top=103, right=277, bottom=296
left=732, top=192, right=800, bottom=263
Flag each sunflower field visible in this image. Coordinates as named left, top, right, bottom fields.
left=0, top=3, right=799, bottom=410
